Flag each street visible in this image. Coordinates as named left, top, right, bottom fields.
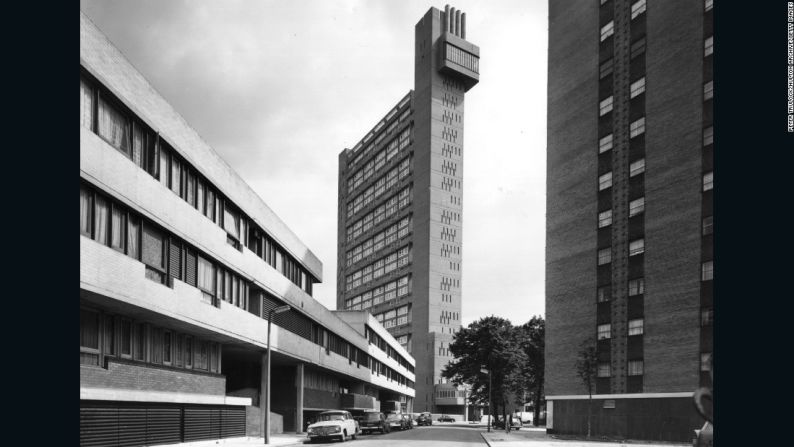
left=305, top=424, right=485, bottom=447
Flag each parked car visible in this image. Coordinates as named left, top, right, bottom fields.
left=401, top=413, right=414, bottom=429
left=437, top=415, right=456, bottom=423
left=416, top=412, right=433, bottom=426
left=359, top=411, right=389, bottom=435
left=306, top=410, right=359, bottom=442
left=386, top=413, right=407, bottom=430
left=493, top=415, right=522, bottom=430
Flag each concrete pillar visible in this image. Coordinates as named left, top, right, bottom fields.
left=455, top=10, right=462, bottom=37
left=260, top=352, right=269, bottom=437
left=461, top=13, right=466, bottom=39
left=444, top=5, right=451, bottom=33
left=450, top=7, right=457, bottom=35
left=296, top=363, right=305, bottom=434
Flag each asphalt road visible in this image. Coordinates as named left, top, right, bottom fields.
left=304, top=424, right=486, bottom=447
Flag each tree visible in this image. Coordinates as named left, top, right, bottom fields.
left=575, top=338, right=598, bottom=438
left=512, top=316, right=545, bottom=426
left=441, top=316, right=526, bottom=424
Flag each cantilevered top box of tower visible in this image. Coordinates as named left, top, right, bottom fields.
left=337, top=5, right=480, bottom=414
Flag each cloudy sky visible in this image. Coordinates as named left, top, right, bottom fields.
left=80, top=0, right=549, bottom=327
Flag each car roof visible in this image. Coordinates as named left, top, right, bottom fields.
left=319, top=411, right=347, bottom=415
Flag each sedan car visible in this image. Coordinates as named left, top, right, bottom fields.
left=359, top=411, right=389, bottom=435
left=306, top=410, right=359, bottom=442
left=385, top=413, right=406, bottom=431
left=416, top=412, right=433, bottom=426
left=437, top=415, right=456, bottom=423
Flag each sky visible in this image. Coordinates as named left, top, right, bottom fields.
left=80, top=0, right=549, bottom=327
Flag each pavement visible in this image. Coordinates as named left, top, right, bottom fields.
left=479, top=426, right=690, bottom=447
left=158, top=434, right=307, bottom=447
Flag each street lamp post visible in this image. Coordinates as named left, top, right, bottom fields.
left=481, top=368, right=491, bottom=433
left=265, top=305, right=291, bottom=444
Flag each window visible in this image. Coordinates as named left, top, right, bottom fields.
left=703, top=126, right=714, bottom=146
left=704, top=81, right=713, bottom=100
left=598, top=248, right=612, bottom=265
left=163, top=331, right=172, bottom=364
left=597, top=286, right=610, bottom=303
left=704, top=36, right=713, bottom=56
left=629, top=159, right=645, bottom=177
left=630, top=117, right=645, bottom=138
left=198, top=256, right=216, bottom=305
left=133, top=323, right=145, bottom=361
left=98, top=96, right=130, bottom=155
left=703, top=171, right=713, bottom=191
left=120, top=320, right=132, bottom=357
left=93, top=194, right=109, bottom=245
left=599, top=134, right=613, bottom=153
left=170, top=156, right=181, bottom=195
left=600, top=21, right=614, bottom=42
left=629, top=197, right=645, bottom=217
left=702, top=261, right=713, bottom=281
left=142, top=224, right=165, bottom=283
left=630, top=77, right=646, bottom=98
left=599, top=172, right=613, bottom=191
left=702, top=216, right=713, bottom=235
left=630, top=0, right=646, bottom=19
left=700, top=353, right=712, bottom=372
left=80, top=186, right=92, bottom=236
left=705, top=0, right=713, bottom=12
left=598, top=210, right=612, bottom=228
left=628, top=278, right=645, bottom=296
left=110, top=205, right=126, bottom=252
left=599, top=96, right=613, bottom=116
left=80, top=308, right=100, bottom=365
left=597, top=363, right=611, bottom=377
left=597, top=323, right=611, bottom=340
left=701, top=308, right=714, bottom=326
left=628, top=360, right=644, bottom=376
left=628, top=319, right=644, bottom=336
left=629, top=238, right=645, bottom=256
left=80, top=78, right=94, bottom=130
left=128, top=215, right=140, bottom=260
left=224, top=204, right=241, bottom=240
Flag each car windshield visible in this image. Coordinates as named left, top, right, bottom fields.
left=317, top=413, right=345, bottom=422
left=363, top=413, right=381, bottom=421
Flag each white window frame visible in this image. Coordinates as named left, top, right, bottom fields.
left=629, top=159, right=645, bottom=177
left=703, top=126, right=714, bottom=146
left=702, top=261, right=714, bottom=281
left=703, top=172, right=714, bottom=191
left=599, top=172, right=613, bottom=191
left=704, top=80, right=713, bottom=100
left=628, top=278, right=645, bottom=296
left=630, top=77, right=646, bottom=99
left=629, top=238, right=645, bottom=256
left=600, top=21, right=614, bottom=42
left=599, top=96, right=614, bottom=116
left=597, top=324, right=611, bottom=340
left=597, top=363, right=611, bottom=378
left=631, top=0, right=646, bottom=19
left=628, top=360, right=644, bottom=376
left=599, top=134, right=613, bottom=153
left=629, top=197, right=645, bottom=217
left=628, top=319, right=644, bottom=336
left=705, top=0, right=713, bottom=12
left=704, top=36, right=713, bottom=56
left=597, top=248, right=612, bottom=266
left=598, top=210, right=613, bottom=228
left=630, top=117, right=646, bottom=138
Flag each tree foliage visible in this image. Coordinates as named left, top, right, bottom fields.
left=575, top=338, right=598, bottom=437
left=441, top=315, right=545, bottom=419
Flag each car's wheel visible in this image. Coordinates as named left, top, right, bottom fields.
left=340, top=430, right=347, bottom=442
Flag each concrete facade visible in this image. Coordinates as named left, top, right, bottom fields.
left=336, top=6, right=479, bottom=414
left=545, top=0, right=713, bottom=442
left=80, top=11, right=414, bottom=447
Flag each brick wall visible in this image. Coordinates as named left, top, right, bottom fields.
left=80, top=358, right=225, bottom=395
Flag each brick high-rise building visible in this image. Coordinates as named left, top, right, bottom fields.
left=337, top=5, right=479, bottom=415
left=544, top=0, right=713, bottom=442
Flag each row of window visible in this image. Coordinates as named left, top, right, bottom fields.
left=348, top=95, right=412, bottom=168
left=80, top=183, right=249, bottom=309
left=346, top=217, right=411, bottom=267
left=345, top=275, right=411, bottom=311
left=597, top=278, right=645, bottom=303
left=345, top=246, right=411, bottom=291
left=364, top=325, right=414, bottom=373
left=597, top=239, right=644, bottom=265
left=347, top=158, right=411, bottom=218
left=374, top=305, right=412, bottom=329
left=346, top=187, right=413, bottom=244
left=597, top=318, right=644, bottom=340
left=445, top=43, right=480, bottom=74
left=597, top=360, right=644, bottom=378
left=347, top=130, right=411, bottom=194
left=80, top=307, right=221, bottom=373
left=599, top=0, right=645, bottom=42
left=81, top=72, right=314, bottom=294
